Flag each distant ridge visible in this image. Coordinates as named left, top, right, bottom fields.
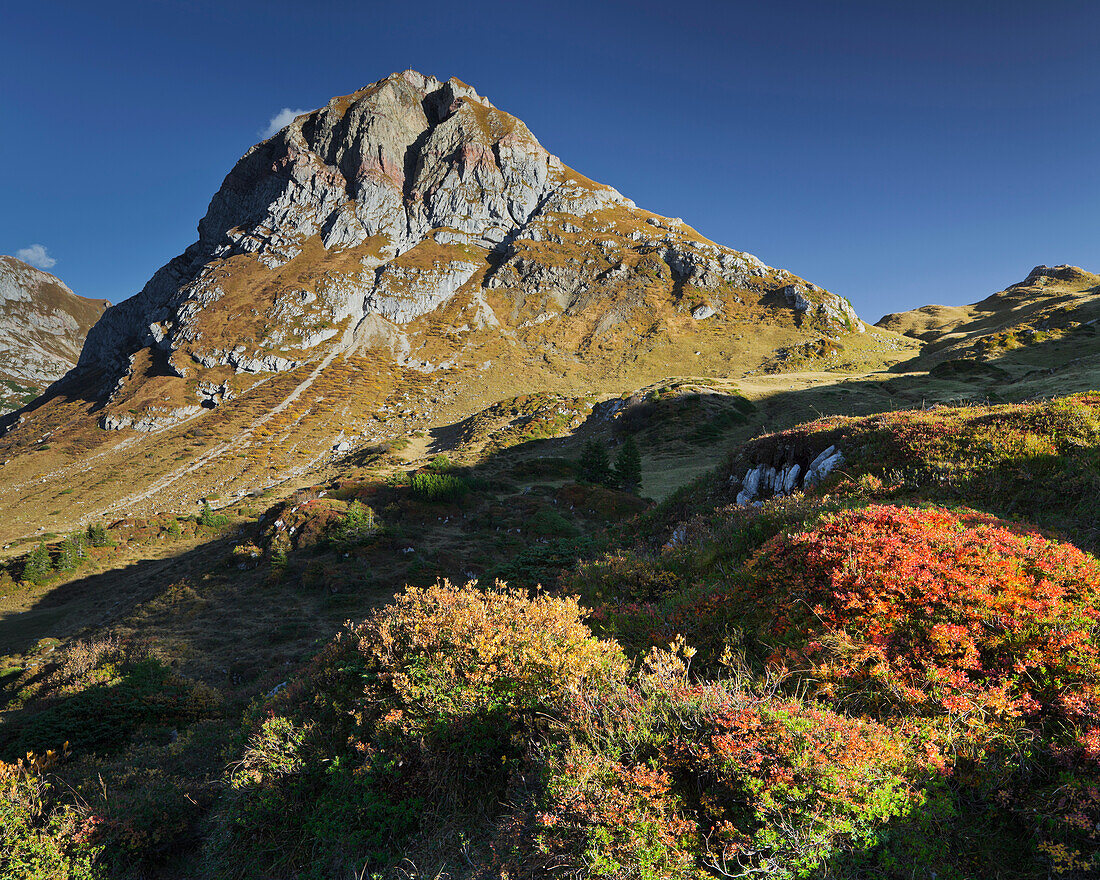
left=0, top=255, right=108, bottom=414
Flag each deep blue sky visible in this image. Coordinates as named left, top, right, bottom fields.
left=2, top=0, right=1097, bottom=320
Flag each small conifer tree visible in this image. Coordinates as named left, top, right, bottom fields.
left=86, top=522, right=113, bottom=547
left=615, top=436, right=642, bottom=491
left=198, top=500, right=228, bottom=527
left=22, top=543, right=53, bottom=585
left=55, top=533, right=85, bottom=572
left=329, top=500, right=378, bottom=549
left=579, top=440, right=613, bottom=486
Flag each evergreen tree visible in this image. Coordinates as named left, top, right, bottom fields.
left=22, top=543, right=53, bottom=585
left=329, top=501, right=378, bottom=549
left=615, top=436, right=642, bottom=491
left=579, top=440, right=613, bottom=486
left=198, top=500, right=228, bottom=527
left=86, top=522, right=113, bottom=547
left=55, top=533, right=85, bottom=572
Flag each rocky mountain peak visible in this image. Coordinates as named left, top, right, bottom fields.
left=26, top=67, right=871, bottom=483
left=80, top=69, right=651, bottom=380
left=0, top=256, right=108, bottom=412
left=1016, top=264, right=1090, bottom=287
left=0, top=71, right=882, bottom=517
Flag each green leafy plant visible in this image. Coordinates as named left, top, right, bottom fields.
left=0, top=750, right=102, bottom=879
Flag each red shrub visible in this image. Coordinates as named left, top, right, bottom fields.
left=747, top=505, right=1100, bottom=734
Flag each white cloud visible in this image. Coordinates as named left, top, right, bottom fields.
left=262, top=108, right=309, bottom=139
left=16, top=244, right=56, bottom=270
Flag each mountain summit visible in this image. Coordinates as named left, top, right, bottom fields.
left=79, top=69, right=861, bottom=387
left=0, top=70, right=876, bottom=525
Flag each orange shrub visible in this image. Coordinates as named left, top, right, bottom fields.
left=746, top=504, right=1100, bottom=732
left=670, top=688, right=920, bottom=877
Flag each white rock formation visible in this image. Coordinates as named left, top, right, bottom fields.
left=732, top=445, right=845, bottom=505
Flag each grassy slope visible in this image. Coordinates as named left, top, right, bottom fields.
left=2, top=261, right=1100, bottom=877
left=1, top=377, right=1098, bottom=878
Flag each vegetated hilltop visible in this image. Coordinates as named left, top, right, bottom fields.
left=877, top=264, right=1100, bottom=395
left=0, top=69, right=903, bottom=541
left=3, top=392, right=1098, bottom=879
left=0, top=256, right=108, bottom=414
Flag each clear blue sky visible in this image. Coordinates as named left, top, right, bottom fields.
left=2, top=0, right=1098, bottom=321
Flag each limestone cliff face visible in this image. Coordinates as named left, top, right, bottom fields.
left=0, top=256, right=107, bottom=413
left=78, top=69, right=861, bottom=402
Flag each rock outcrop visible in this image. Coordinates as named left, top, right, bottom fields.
left=0, top=256, right=108, bottom=413
left=730, top=444, right=845, bottom=506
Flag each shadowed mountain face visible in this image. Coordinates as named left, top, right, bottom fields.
left=0, top=69, right=881, bottom=531
left=0, top=256, right=108, bottom=414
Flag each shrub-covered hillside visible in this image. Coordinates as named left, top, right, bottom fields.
left=2, top=394, right=1099, bottom=879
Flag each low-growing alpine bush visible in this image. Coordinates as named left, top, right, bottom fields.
left=203, top=582, right=628, bottom=878
left=746, top=504, right=1100, bottom=727
left=0, top=749, right=101, bottom=879
left=200, top=583, right=954, bottom=880
left=0, top=638, right=222, bottom=762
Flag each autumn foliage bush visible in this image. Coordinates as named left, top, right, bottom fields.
left=746, top=505, right=1100, bottom=729
left=205, top=583, right=956, bottom=880
left=0, top=750, right=101, bottom=879
left=204, top=582, right=628, bottom=878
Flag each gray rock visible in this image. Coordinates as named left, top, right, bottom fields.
left=741, top=464, right=765, bottom=499
left=0, top=256, right=108, bottom=413
left=99, top=405, right=202, bottom=433
left=782, top=463, right=801, bottom=494
left=783, top=284, right=864, bottom=334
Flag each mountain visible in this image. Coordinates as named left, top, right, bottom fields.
left=876, top=264, right=1100, bottom=394
left=3, top=72, right=1098, bottom=880
left=0, top=69, right=890, bottom=537
left=0, top=256, right=107, bottom=413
